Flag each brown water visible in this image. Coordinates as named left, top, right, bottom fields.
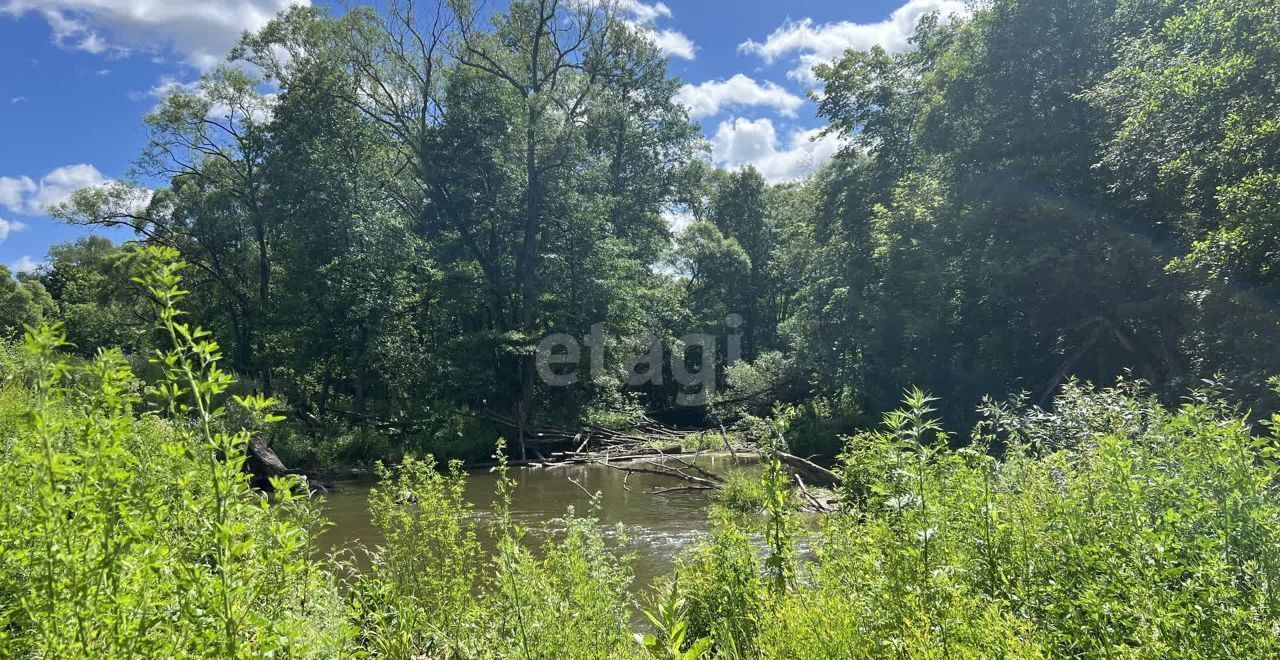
left=318, top=454, right=748, bottom=590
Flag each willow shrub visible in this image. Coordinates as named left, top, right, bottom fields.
left=0, top=246, right=349, bottom=658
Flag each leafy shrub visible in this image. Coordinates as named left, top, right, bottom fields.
left=668, top=518, right=766, bottom=655
left=0, top=246, right=350, bottom=657
left=351, top=456, right=481, bottom=658
left=755, top=383, right=1280, bottom=658
left=714, top=467, right=769, bottom=514
left=353, top=444, right=641, bottom=659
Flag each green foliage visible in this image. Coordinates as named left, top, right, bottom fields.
left=768, top=381, right=1280, bottom=657
left=784, top=0, right=1280, bottom=428
left=637, top=580, right=712, bottom=659
left=0, top=265, right=55, bottom=340
left=713, top=466, right=769, bottom=514
left=352, top=456, right=481, bottom=657
left=35, top=236, right=150, bottom=356
left=34, top=0, right=1280, bottom=456
left=6, top=247, right=1280, bottom=658
left=11, top=0, right=1280, bottom=652
left=0, top=246, right=350, bottom=657
left=352, top=442, right=641, bottom=659
left=668, top=519, right=765, bottom=655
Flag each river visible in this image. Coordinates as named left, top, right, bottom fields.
left=318, top=454, right=747, bottom=591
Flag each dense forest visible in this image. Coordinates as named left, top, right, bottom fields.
left=3, top=0, right=1280, bottom=656
left=4, top=0, right=1272, bottom=464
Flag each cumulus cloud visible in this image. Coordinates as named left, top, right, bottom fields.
left=618, top=0, right=672, bottom=23
left=0, top=217, right=27, bottom=244
left=0, top=164, right=109, bottom=215
left=0, top=0, right=309, bottom=71
left=676, top=74, right=805, bottom=120
left=738, top=0, right=967, bottom=84
left=0, top=176, right=36, bottom=213
left=711, top=117, right=843, bottom=183
left=649, top=29, right=695, bottom=60
left=619, top=0, right=695, bottom=60
left=12, top=256, right=42, bottom=274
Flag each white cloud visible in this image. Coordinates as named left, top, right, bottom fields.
left=649, top=29, right=695, bottom=60
left=32, top=164, right=109, bottom=212
left=9, top=96, right=25, bottom=104
left=619, top=0, right=672, bottom=23
left=676, top=74, right=805, bottom=120
left=739, top=0, right=967, bottom=84
left=0, top=176, right=36, bottom=212
left=0, top=164, right=109, bottom=215
left=0, top=217, right=27, bottom=244
left=619, top=0, right=695, bottom=60
left=12, top=256, right=42, bottom=274
left=133, top=76, right=201, bottom=103
left=0, top=0, right=309, bottom=71
left=712, top=117, right=779, bottom=165
left=711, top=117, right=843, bottom=183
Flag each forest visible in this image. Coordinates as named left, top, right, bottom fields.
left=2, top=0, right=1280, bottom=656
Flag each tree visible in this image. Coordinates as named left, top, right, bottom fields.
left=264, top=52, right=425, bottom=418
left=0, top=266, right=54, bottom=340
left=38, top=236, right=149, bottom=355
left=1088, top=0, right=1280, bottom=396
left=55, top=67, right=276, bottom=386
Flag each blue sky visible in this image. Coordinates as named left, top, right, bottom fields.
left=0, top=0, right=964, bottom=273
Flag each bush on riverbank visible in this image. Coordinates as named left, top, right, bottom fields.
left=5, top=251, right=1280, bottom=658
left=754, top=384, right=1280, bottom=658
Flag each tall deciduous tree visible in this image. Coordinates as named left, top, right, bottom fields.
left=56, top=67, right=276, bottom=386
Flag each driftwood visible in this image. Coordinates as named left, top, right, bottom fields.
left=794, top=474, right=831, bottom=512
left=484, top=411, right=702, bottom=456
left=591, top=452, right=727, bottom=492
left=310, top=407, right=849, bottom=505
left=776, top=452, right=843, bottom=487
left=720, top=424, right=739, bottom=461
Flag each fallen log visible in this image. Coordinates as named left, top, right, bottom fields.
left=776, top=451, right=843, bottom=487
left=794, top=474, right=831, bottom=513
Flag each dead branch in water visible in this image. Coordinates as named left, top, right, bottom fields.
left=593, top=457, right=724, bottom=491
left=794, top=474, right=831, bottom=513
left=651, top=485, right=716, bottom=495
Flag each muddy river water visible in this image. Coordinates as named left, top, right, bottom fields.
left=319, top=454, right=748, bottom=590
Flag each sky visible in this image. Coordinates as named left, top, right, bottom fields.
left=0, top=0, right=966, bottom=273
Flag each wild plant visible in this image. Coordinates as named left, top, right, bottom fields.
left=637, top=577, right=712, bottom=659
left=354, top=455, right=481, bottom=658
left=0, top=246, right=349, bottom=657
left=756, top=381, right=1280, bottom=658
